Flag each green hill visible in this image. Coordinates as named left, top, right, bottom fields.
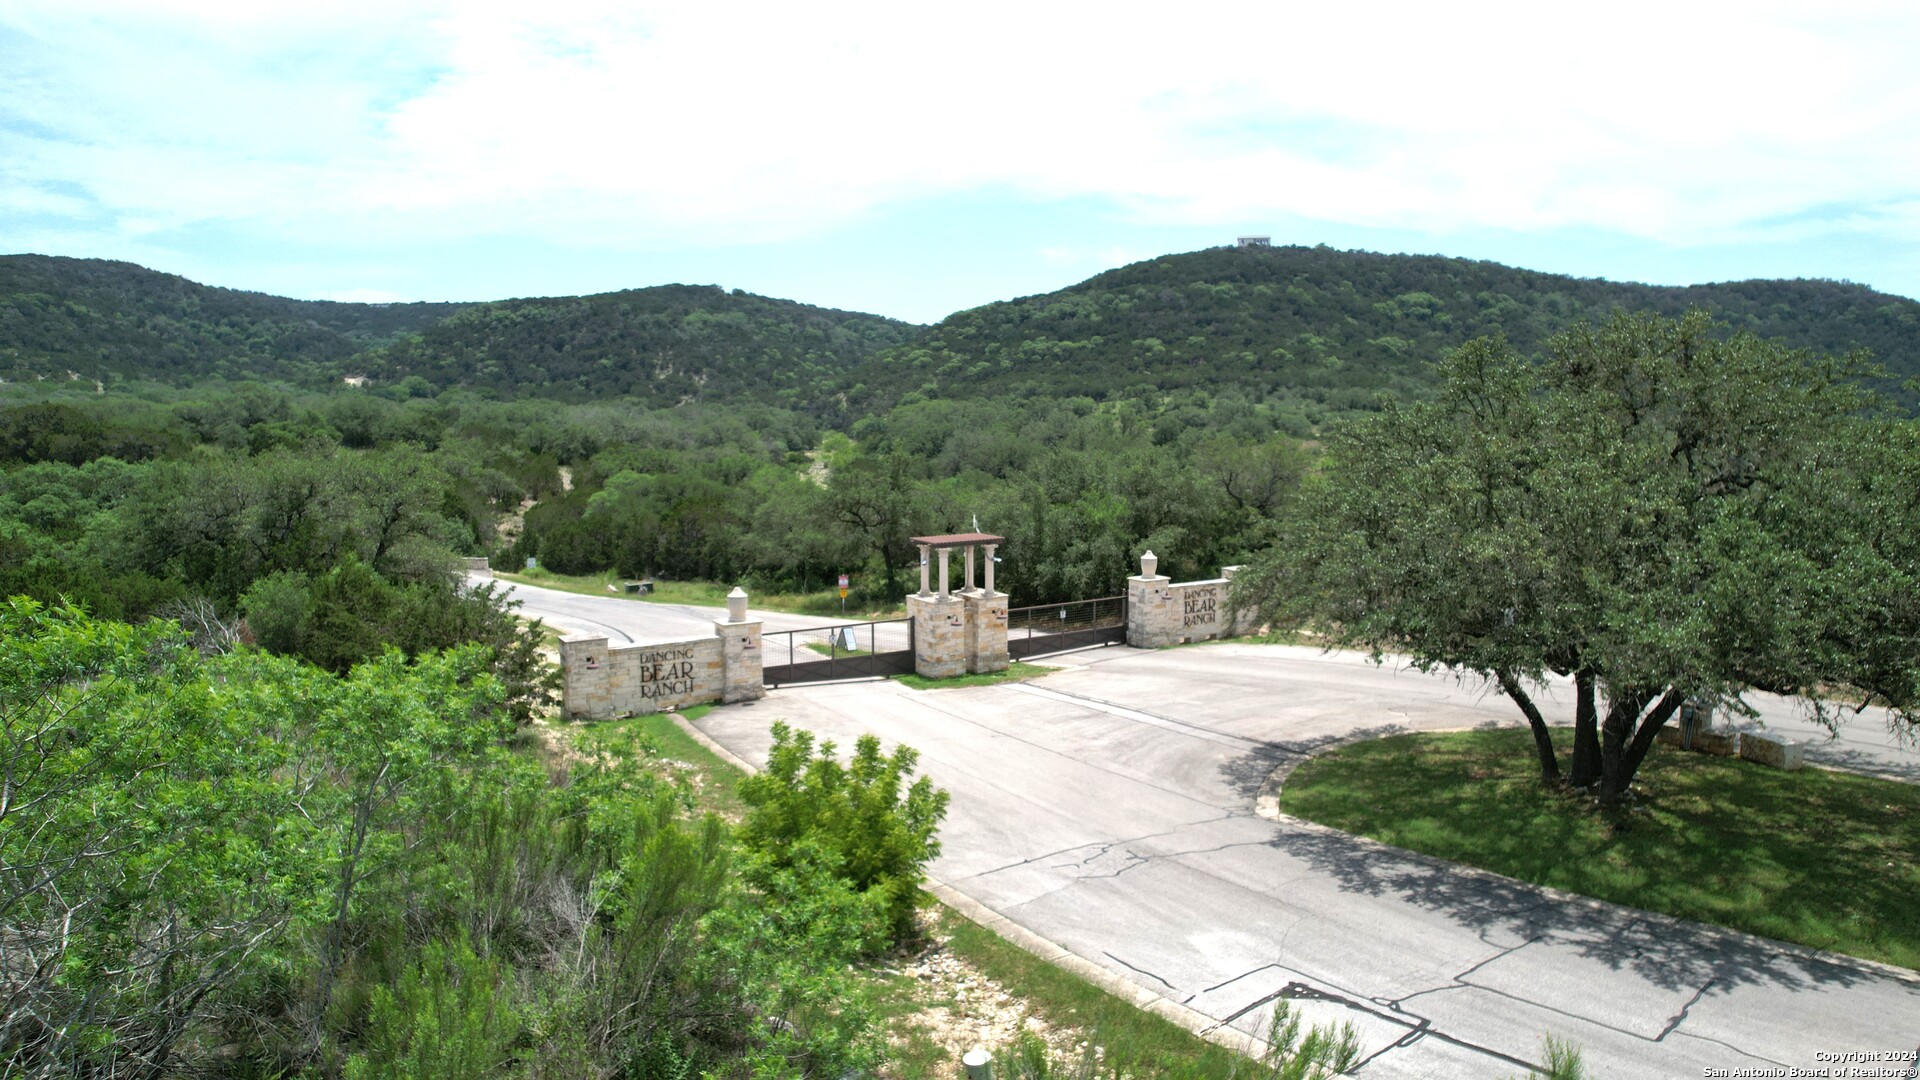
left=357, top=285, right=920, bottom=410
left=0, top=255, right=465, bottom=387
left=0, top=257, right=921, bottom=412
left=848, top=245, right=1920, bottom=413
left=8, top=249, right=1917, bottom=416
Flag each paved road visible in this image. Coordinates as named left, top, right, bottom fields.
left=483, top=575, right=915, bottom=655
left=688, top=642, right=1920, bottom=1079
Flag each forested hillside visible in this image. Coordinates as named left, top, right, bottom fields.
left=358, top=285, right=919, bottom=412
left=850, top=246, right=1920, bottom=415
left=10, top=249, right=1918, bottom=416
left=0, top=258, right=919, bottom=411
left=0, top=255, right=465, bottom=386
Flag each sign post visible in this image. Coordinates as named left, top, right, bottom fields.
left=838, top=573, right=850, bottom=615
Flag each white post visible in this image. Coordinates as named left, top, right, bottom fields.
left=964, top=544, right=976, bottom=592
left=918, top=545, right=932, bottom=597
left=963, top=1048, right=993, bottom=1080
left=937, top=547, right=951, bottom=600
left=983, top=544, right=997, bottom=597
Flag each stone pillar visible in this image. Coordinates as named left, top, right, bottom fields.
left=963, top=545, right=976, bottom=593
left=918, top=544, right=932, bottom=597
left=937, top=547, right=952, bottom=600
left=1126, top=550, right=1178, bottom=648
left=714, top=587, right=763, bottom=704
left=907, top=591, right=968, bottom=678
left=983, top=544, right=997, bottom=597
left=714, top=620, right=764, bottom=704
left=963, top=590, right=1009, bottom=673
left=559, top=635, right=613, bottom=719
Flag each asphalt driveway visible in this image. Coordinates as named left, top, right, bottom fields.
left=691, top=642, right=1920, bottom=1079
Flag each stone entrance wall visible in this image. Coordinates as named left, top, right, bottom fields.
left=1127, top=552, right=1256, bottom=647
left=559, top=588, right=763, bottom=719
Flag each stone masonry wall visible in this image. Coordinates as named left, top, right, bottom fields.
left=559, top=635, right=725, bottom=719
left=908, top=592, right=969, bottom=678
left=963, top=591, right=1009, bottom=674
left=1126, top=553, right=1257, bottom=648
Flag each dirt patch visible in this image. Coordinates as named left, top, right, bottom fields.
left=875, top=915, right=1090, bottom=1076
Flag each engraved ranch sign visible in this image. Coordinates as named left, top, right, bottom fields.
left=637, top=646, right=698, bottom=701
left=1182, top=586, right=1218, bottom=629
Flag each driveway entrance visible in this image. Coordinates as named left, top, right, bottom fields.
left=693, top=643, right=1920, bottom=1080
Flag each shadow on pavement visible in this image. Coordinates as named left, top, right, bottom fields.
left=1255, top=809, right=1896, bottom=999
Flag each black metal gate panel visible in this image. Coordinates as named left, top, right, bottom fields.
left=1007, top=596, right=1127, bottom=659
left=763, top=618, right=915, bottom=687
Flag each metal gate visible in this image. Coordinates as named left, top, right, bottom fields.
left=1007, top=596, right=1127, bottom=659
left=763, top=618, right=915, bottom=687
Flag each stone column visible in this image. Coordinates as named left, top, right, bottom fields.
left=963, top=544, right=976, bottom=593
left=714, top=587, right=764, bottom=704
left=983, top=544, right=997, bottom=597
left=937, top=547, right=952, bottom=600
left=963, top=589, right=1009, bottom=673
left=1125, top=550, right=1178, bottom=649
left=907, top=590, right=968, bottom=678
left=917, top=544, right=932, bottom=597
left=559, top=635, right=613, bottom=719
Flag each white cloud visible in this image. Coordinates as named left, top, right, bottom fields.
left=5, top=0, right=1920, bottom=256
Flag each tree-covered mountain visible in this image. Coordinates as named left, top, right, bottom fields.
left=0, top=257, right=921, bottom=412
left=9, top=247, right=1918, bottom=416
left=847, top=245, right=1920, bottom=413
left=0, top=255, right=465, bottom=386
left=357, top=285, right=919, bottom=411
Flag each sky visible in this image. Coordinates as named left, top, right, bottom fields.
left=5, top=1, right=1920, bottom=325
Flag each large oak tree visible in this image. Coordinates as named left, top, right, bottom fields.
left=1240, top=312, right=1919, bottom=803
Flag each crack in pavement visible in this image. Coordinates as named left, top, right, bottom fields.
left=955, top=812, right=1244, bottom=881
left=1663, top=1028, right=1795, bottom=1069
left=1103, top=950, right=1179, bottom=994
left=1048, top=844, right=1148, bottom=879
left=1384, top=934, right=1543, bottom=1009
left=1218, top=980, right=1545, bottom=1076
left=1656, top=979, right=1714, bottom=1041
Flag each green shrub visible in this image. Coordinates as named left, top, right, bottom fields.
left=343, top=933, right=519, bottom=1080
left=737, top=722, right=949, bottom=948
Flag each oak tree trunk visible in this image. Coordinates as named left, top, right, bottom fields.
left=1496, top=669, right=1561, bottom=785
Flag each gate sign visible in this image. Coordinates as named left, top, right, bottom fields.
left=838, top=573, right=850, bottom=588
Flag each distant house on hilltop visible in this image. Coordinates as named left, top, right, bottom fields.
left=1237, top=236, right=1271, bottom=248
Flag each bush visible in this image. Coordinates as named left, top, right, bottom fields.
left=344, top=933, right=520, bottom=1080
left=737, top=722, right=950, bottom=948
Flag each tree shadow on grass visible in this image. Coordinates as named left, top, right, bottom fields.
left=1213, top=723, right=1412, bottom=805
left=1234, top=783, right=1912, bottom=1000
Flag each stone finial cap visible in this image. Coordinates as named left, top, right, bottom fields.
left=1140, top=550, right=1158, bottom=578
left=726, top=586, right=749, bottom=623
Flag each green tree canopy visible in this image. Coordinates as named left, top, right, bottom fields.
left=1241, top=312, right=1919, bottom=802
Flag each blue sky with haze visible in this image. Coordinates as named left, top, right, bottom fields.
left=5, top=1, right=1918, bottom=325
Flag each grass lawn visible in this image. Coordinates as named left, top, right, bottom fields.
left=497, top=566, right=906, bottom=619
left=1278, top=728, right=1920, bottom=969
left=804, top=639, right=872, bottom=658
left=894, top=662, right=1058, bottom=691
left=567, top=704, right=745, bottom=817
left=576, top=703, right=1263, bottom=1076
